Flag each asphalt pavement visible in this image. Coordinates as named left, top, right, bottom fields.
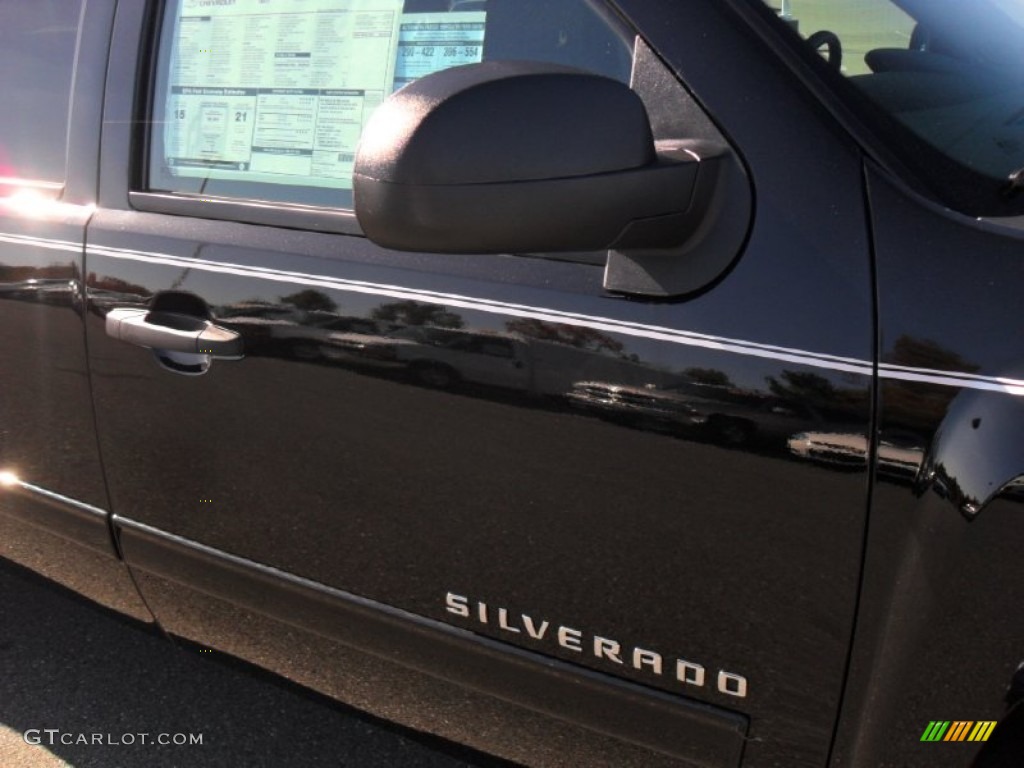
left=0, top=557, right=517, bottom=768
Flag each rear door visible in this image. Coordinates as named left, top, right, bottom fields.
left=87, top=1, right=876, bottom=764
left=0, top=0, right=152, bottom=621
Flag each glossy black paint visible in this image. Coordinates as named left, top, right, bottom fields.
left=918, top=380, right=1024, bottom=519
left=0, top=207, right=95, bottom=510
left=115, top=515, right=749, bottom=765
left=84, top=1, right=875, bottom=766
left=827, top=166, right=1024, bottom=767
left=0, top=0, right=151, bottom=622
left=1, top=0, right=1020, bottom=766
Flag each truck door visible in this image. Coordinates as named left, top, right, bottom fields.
left=86, top=1, right=875, bottom=764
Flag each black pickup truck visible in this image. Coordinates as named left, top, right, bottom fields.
left=2, top=0, right=1024, bottom=765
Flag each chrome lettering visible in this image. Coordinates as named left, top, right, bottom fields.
left=718, top=671, right=748, bottom=698
left=443, top=592, right=747, bottom=697
left=557, top=626, right=583, bottom=652
left=594, top=636, right=623, bottom=664
left=632, top=648, right=662, bottom=675
left=677, top=660, right=705, bottom=686
left=497, top=608, right=520, bottom=634
left=522, top=615, right=549, bottom=640
left=445, top=593, right=470, bottom=618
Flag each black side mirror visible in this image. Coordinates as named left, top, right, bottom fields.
left=354, top=60, right=748, bottom=297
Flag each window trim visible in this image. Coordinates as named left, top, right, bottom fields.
left=131, top=0, right=637, bottom=237
left=129, top=190, right=363, bottom=235
left=731, top=0, right=1024, bottom=219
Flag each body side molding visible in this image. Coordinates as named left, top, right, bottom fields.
left=114, top=515, right=748, bottom=766
left=0, top=474, right=114, bottom=554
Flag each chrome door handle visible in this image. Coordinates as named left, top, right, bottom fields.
left=105, top=308, right=243, bottom=359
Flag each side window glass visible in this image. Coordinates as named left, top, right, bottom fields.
left=769, top=1, right=914, bottom=77
left=0, top=1, right=84, bottom=190
left=764, top=0, right=1024, bottom=216
left=146, top=0, right=633, bottom=211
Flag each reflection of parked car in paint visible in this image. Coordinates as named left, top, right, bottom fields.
left=319, top=321, right=413, bottom=370
left=388, top=327, right=530, bottom=389
left=87, top=288, right=148, bottom=314
left=569, top=379, right=822, bottom=446
left=324, top=325, right=530, bottom=389
left=216, top=303, right=302, bottom=354
left=218, top=304, right=374, bottom=360
left=567, top=380, right=706, bottom=432
left=9, top=0, right=1024, bottom=765
left=0, top=277, right=75, bottom=304
left=788, top=431, right=925, bottom=478
left=275, top=314, right=382, bottom=361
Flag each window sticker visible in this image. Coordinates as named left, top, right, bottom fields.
left=164, top=0, right=405, bottom=190
left=393, top=12, right=486, bottom=91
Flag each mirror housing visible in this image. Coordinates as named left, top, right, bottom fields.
left=354, top=60, right=748, bottom=296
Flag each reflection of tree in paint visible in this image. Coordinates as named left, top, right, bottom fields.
left=683, top=367, right=733, bottom=388
left=504, top=318, right=624, bottom=354
left=372, top=300, right=464, bottom=329
left=766, top=370, right=868, bottom=421
left=888, top=335, right=978, bottom=373
left=767, top=371, right=838, bottom=403
left=86, top=273, right=149, bottom=296
left=280, top=289, right=337, bottom=313
left=884, top=335, right=980, bottom=431
left=0, top=264, right=69, bottom=282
